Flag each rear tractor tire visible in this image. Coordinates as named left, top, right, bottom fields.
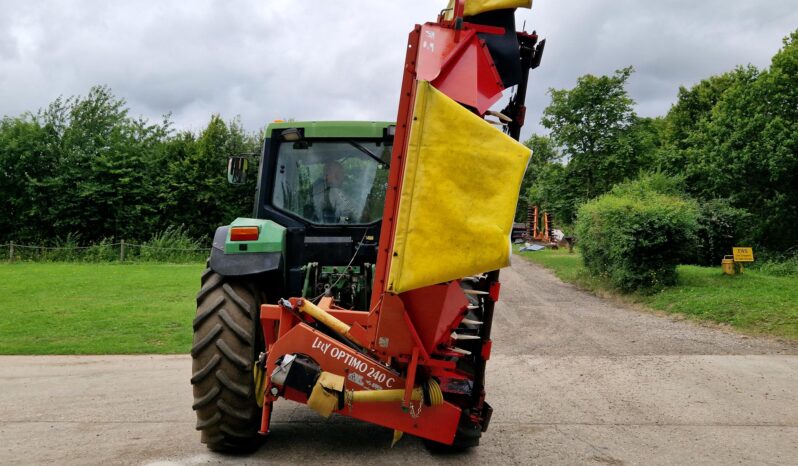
left=191, top=268, right=263, bottom=452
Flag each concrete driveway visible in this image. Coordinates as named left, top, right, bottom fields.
left=2, top=256, right=796, bottom=465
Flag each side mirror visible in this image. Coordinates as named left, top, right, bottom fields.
left=227, top=156, right=249, bottom=184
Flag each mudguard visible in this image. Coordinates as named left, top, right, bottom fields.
left=209, top=218, right=285, bottom=277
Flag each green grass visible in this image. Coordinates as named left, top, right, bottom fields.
left=3, top=254, right=795, bottom=354
left=516, top=247, right=798, bottom=341
left=0, top=262, right=203, bottom=354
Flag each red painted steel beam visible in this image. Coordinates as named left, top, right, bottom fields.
left=370, top=26, right=422, bottom=309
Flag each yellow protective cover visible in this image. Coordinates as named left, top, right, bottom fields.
left=306, top=371, right=344, bottom=418
left=447, top=0, right=532, bottom=17
left=387, top=81, right=531, bottom=293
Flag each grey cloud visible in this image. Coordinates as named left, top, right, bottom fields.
left=0, top=0, right=795, bottom=140
left=525, top=0, right=797, bottom=133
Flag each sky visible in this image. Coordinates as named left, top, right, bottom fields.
left=1, top=0, right=796, bottom=139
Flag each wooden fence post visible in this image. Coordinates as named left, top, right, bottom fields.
left=8, top=241, right=14, bottom=262
left=120, top=239, right=126, bottom=262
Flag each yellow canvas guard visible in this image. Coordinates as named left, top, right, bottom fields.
left=307, top=371, right=345, bottom=418
left=387, top=81, right=531, bottom=293
left=447, top=0, right=532, bottom=17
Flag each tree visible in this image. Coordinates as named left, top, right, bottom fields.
left=160, top=115, right=260, bottom=240
left=515, top=134, right=560, bottom=221
left=658, top=30, right=798, bottom=250
left=531, top=67, right=655, bottom=225
left=526, top=161, right=575, bottom=226
left=655, top=66, right=760, bottom=179
left=542, top=67, right=640, bottom=201
left=0, top=86, right=261, bottom=245
left=0, top=115, right=52, bottom=240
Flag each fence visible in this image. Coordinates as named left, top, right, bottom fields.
left=2, top=241, right=210, bottom=263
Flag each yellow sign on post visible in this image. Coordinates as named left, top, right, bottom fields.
left=732, top=247, right=754, bottom=263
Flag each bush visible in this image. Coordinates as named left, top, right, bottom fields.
left=758, top=248, right=798, bottom=276
left=81, top=238, right=120, bottom=262
left=136, top=225, right=208, bottom=263
left=4, top=227, right=210, bottom=263
left=576, top=177, right=699, bottom=293
left=694, top=199, right=752, bottom=266
left=759, top=257, right=798, bottom=276
left=39, top=233, right=82, bottom=262
left=609, top=171, right=686, bottom=198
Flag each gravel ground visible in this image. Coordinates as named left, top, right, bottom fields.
left=1, top=255, right=796, bottom=465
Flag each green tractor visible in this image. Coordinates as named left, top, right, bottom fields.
left=191, top=120, right=394, bottom=450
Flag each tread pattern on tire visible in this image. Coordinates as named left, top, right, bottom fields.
left=191, top=267, right=262, bottom=452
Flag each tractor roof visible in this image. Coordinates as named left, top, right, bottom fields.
left=265, top=121, right=394, bottom=139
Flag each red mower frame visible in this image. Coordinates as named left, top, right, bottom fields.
left=255, top=2, right=543, bottom=446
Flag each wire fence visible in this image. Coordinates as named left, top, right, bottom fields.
left=2, top=240, right=210, bottom=263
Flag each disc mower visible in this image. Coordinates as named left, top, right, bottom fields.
left=191, top=0, right=545, bottom=451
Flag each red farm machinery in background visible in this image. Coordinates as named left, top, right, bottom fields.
left=528, top=205, right=554, bottom=243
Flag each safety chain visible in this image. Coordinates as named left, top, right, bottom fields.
left=408, top=400, right=423, bottom=419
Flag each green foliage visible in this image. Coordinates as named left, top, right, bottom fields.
left=4, top=228, right=208, bottom=263
left=609, top=171, right=685, bottom=198
left=694, top=199, right=752, bottom=266
left=81, top=238, right=120, bottom=262
left=516, top=134, right=561, bottom=221
left=0, top=86, right=260, bottom=246
left=576, top=176, right=699, bottom=292
left=758, top=255, right=798, bottom=277
left=528, top=29, right=798, bottom=255
left=655, top=30, right=798, bottom=251
left=46, top=233, right=82, bottom=262
left=4, top=28, right=797, bottom=259
left=657, top=67, right=756, bottom=157
left=136, top=226, right=207, bottom=263
left=542, top=67, right=636, bottom=187
left=160, top=116, right=260, bottom=240
left=533, top=67, right=661, bottom=225
left=526, top=161, right=575, bottom=225
left=525, top=133, right=560, bottom=164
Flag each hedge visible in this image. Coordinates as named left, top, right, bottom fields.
left=576, top=178, right=699, bottom=292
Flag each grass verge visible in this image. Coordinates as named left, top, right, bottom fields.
left=0, top=262, right=202, bottom=354
left=516, top=247, right=798, bottom=341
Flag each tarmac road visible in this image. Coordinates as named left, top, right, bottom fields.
left=2, top=255, right=797, bottom=465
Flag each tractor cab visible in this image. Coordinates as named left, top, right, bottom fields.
left=216, top=121, right=394, bottom=310
left=270, top=135, right=389, bottom=226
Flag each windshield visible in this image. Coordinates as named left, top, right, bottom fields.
left=272, top=140, right=390, bottom=225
